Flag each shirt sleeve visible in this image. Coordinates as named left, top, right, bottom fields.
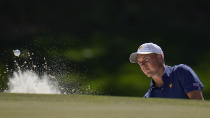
left=144, top=89, right=151, bottom=98
left=144, top=80, right=155, bottom=98
left=175, top=64, right=204, bottom=93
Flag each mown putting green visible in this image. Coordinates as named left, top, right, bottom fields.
left=0, top=93, right=210, bottom=118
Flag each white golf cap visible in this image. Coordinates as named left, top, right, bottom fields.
left=129, top=43, right=164, bottom=63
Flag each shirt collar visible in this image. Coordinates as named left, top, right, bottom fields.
left=162, top=65, right=171, bottom=78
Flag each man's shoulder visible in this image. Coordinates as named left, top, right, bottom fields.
left=170, top=64, right=193, bottom=72
left=165, top=64, right=194, bottom=78
left=167, top=64, right=199, bottom=80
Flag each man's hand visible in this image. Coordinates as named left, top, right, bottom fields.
left=187, top=90, right=204, bottom=100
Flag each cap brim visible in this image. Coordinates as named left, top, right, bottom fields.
left=129, top=52, right=154, bottom=63
left=129, top=52, right=138, bottom=63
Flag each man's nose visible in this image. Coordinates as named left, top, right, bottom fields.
left=140, top=64, right=147, bottom=69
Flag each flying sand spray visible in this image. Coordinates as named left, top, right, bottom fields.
left=5, top=49, right=61, bottom=94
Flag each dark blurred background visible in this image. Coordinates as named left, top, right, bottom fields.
left=0, top=0, right=210, bottom=99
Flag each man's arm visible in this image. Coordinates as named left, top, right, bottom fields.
left=187, top=90, right=204, bottom=100
left=175, top=65, right=204, bottom=100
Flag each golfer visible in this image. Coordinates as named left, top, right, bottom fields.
left=129, top=43, right=204, bottom=100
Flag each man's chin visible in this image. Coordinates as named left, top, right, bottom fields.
left=144, top=72, right=156, bottom=78
left=143, top=71, right=154, bottom=77
left=146, top=75, right=152, bottom=78
left=145, top=73, right=152, bottom=78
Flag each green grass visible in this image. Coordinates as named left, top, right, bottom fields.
left=0, top=93, right=210, bottom=118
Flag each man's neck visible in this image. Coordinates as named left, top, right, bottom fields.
left=153, top=78, right=164, bottom=87
left=152, top=65, right=165, bottom=87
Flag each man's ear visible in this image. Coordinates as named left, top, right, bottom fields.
left=157, top=54, right=164, bottom=62
left=157, top=54, right=162, bottom=59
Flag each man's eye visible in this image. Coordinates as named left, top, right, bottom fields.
left=139, top=59, right=149, bottom=65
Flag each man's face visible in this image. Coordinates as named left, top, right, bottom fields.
left=137, top=53, right=163, bottom=77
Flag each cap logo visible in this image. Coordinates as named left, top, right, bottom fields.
left=138, top=45, right=143, bottom=50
